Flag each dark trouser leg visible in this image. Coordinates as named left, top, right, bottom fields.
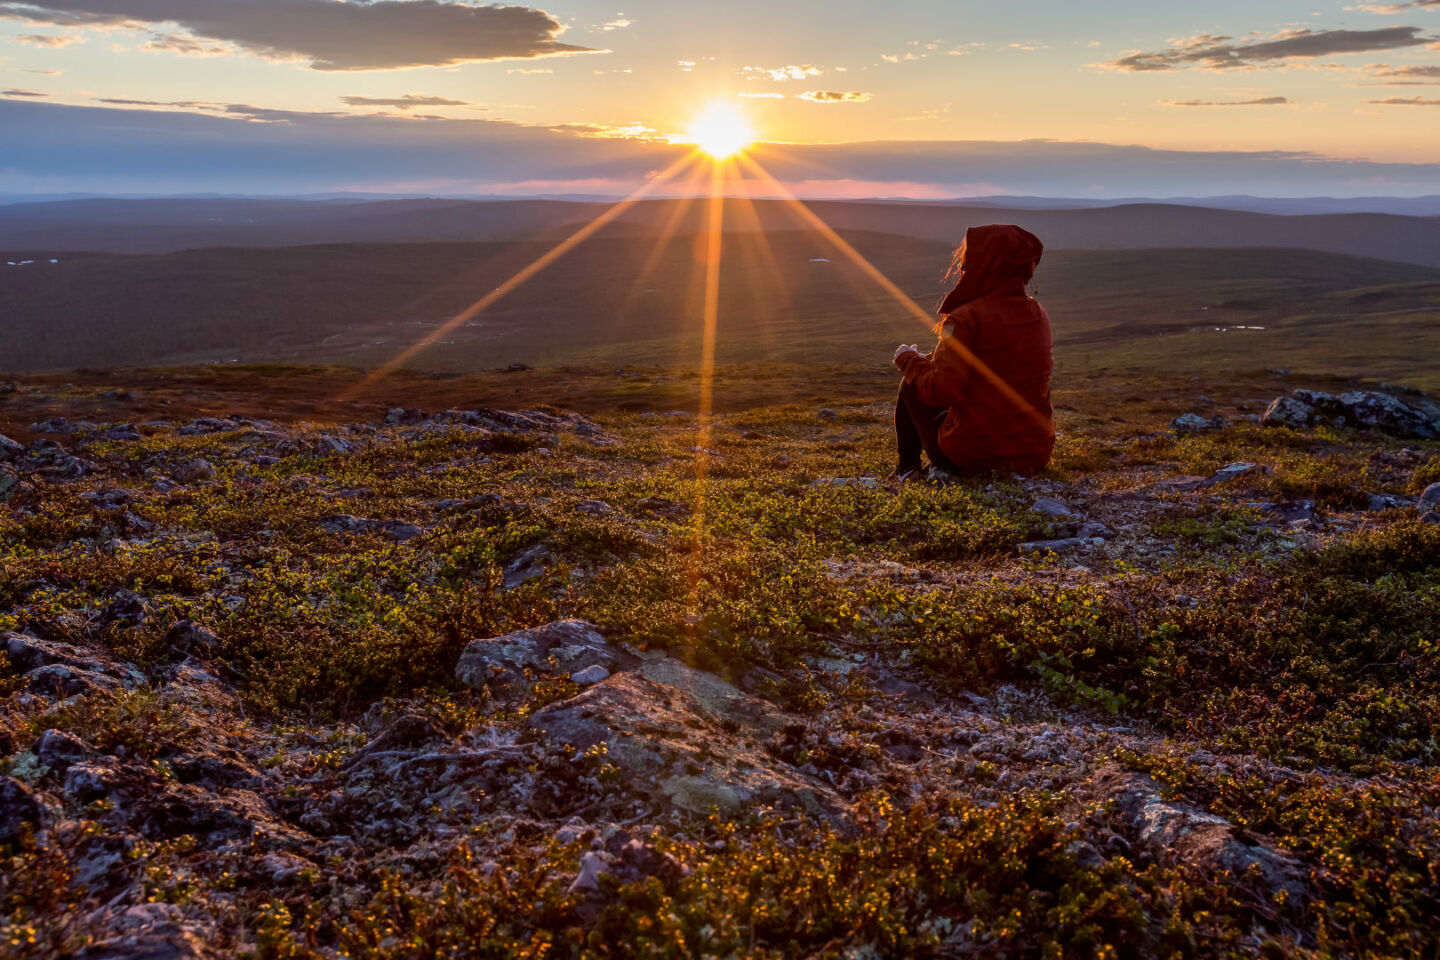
left=894, top=379, right=925, bottom=471
left=896, top=378, right=962, bottom=473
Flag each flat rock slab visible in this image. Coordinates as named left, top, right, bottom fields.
left=526, top=658, right=839, bottom=817
left=456, top=620, right=634, bottom=697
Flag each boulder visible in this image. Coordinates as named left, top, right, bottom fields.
left=1336, top=391, right=1439, bottom=440
left=0, top=775, right=57, bottom=846
left=1030, top=497, right=1075, bottom=518
left=1093, top=767, right=1307, bottom=902
left=164, top=620, right=221, bottom=657
left=174, top=459, right=215, bottom=483
left=1171, top=413, right=1225, bottom=433
left=1202, top=462, right=1264, bottom=487
left=1365, top=493, right=1410, bottom=512
left=1419, top=482, right=1440, bottom=513
left=1260, top=396, right=1314, bottom=430
left=527, top=660, right=838, bottom=816
left=575, top=499, right=615, bottom=517
left=456, top=620, right=626, bottom=698
left=0, top=432, right=22, bottom=460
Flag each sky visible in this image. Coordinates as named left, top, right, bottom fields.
left=2, top=0, right=1440, bottom=197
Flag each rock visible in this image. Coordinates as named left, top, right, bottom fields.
left=1094, top=767, right=1307, bottom=901
left=1336, top=391, right=1439, bottom=440
left=569, top=851, right=611, bottom=893
left=0, top=775, right=56, bottom=846
left=1203, top=462, right=1264, bottom=487
left=1365, top=493, right=1410, bottom=512
left=503, top=543, right=552, bottom=588
left=1260, top=396, right=1314, bottom=430
left=386, top=407, right=425, bottom=426
left=1146, top=475, right=1210, bottom=494
left=97, top=424, right=143, bottom=443
left=173, top=458, right=215, bottom=483
left=575, top=499, right=615, bottom=517
left=635, top=496, right=691, bottom=520
left=312, top=435, right=353, bottom=456
left=75, top=904, right=217, bottom=959
left=456, top=620, right=624, bottom=697
left=25, top=662, right=120, bottom=697
left=1273, top=390, right=1440, bottom=439
left=1257, top=500, right=1318, bottom=524
left=2, top=633, right=145, bottom=690
left=0, top=432, right=22, bottom=460
left=1172, top=413, right=1225, bottom=433
left=527, top=661, right=838, bottom=817
left=570, top=664, right=610, bottom=686
left=1419, top=483, right=1440, bottom=513
left=34, top=729, right=95, bottom=771
left=318, top=514, right=423, bottom=541
left=1018, top=537, right=1101, bottom=556
left=1030, top=497, right=1075, bottom=518
left=164, top=620, right=221, bottom=657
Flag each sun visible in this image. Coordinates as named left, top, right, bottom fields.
left=688, top=102, right=753, bottom=160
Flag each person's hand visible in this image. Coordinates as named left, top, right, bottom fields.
left=893, top=343, right=920, bottom=368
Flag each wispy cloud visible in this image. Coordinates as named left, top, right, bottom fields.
left=507, top=67, right=553, bottom=74
left=742, top=64, right=821, bottom=81
left=1361, top=62, right=1440, bottom=83
left=0, top=0, right=599, bottom=70
left=2, top=87, right=48, bottom=96
left=13, top=32, right=82, bottom=46
left=1347, top=1, right=1440, bottom=12
left=599, top=17, right=631, bottom=31
left=798, top=90, right=872, bottom=103
left=341, top=94, right=477, bottom=110
left=1365, top=95, right=1440, bottom=103
left=1099, top=26, right=1435, bottom=71
left=1160, top=95, right=1291, bottom=106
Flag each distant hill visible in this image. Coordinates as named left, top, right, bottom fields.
left=3, top=235, right=1438, bottom=388
left=4, top=197, right=1440, bottom=268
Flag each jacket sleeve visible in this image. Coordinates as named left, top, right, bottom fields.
left=896, top=316, right=976, bottom=408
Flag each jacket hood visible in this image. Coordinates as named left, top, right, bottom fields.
left=937, top=224, right=1044, bottom=315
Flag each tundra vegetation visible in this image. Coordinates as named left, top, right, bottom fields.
left=1, top=364, right=1438, bottom=958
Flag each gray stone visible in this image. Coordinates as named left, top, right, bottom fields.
left=174, top=458, right=215, bottom=483
left=0, top=433, right=22, bottom=460
left=1365, top=493, right=1411, bottom=512
left=1419, top=482, right=1440, bottom=513
left=1260, top=396, right=1314, bottom=430
left=809, top=477, right=882, bottom=490
left=456, top=620, right=622, bottom=696
left=502, top=542, right=553, bottom=587
left=1018, top=537, right=1100, bottom=556
left=576, top=499, right=615, bottom=516
left=1336, top=391, right=1439, bottom=440
left=570, top=664, right=611, bottom=686
left=1203, top=462, right=1263, bottom=486
left=1094, top=767, right=1307, bottom=901
left=34, top=729, right=95, bottom=771
left=164, top=620, right=221, bottom=656
left=0, top=775, right=56, bottom=845
left=527, top=662, right=837, bottom=817
left=1030, top=497, right=1074, bottom=518
left=1171, top=413, right=1224, bottom=433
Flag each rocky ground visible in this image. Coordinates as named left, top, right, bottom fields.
left=2, top=369, right=1439, bottom=958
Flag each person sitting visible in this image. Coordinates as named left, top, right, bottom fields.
left=890, top=224, right=1054, bottom=481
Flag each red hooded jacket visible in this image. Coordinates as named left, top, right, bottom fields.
left=895, top=224, right=1055, bottom=475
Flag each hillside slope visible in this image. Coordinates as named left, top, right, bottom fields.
left=2, top=366, right=1439, bottom=956
left=4, top=240, right=1440, bottom=389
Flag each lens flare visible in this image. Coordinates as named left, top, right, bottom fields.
left=688, top=102, right=752, bottom=159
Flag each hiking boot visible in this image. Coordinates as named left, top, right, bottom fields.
left=884, top=467, right=924, bottom=489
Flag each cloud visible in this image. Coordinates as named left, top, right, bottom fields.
left=1100, top=26, right=1435, bottom=71
left=742, top=64, right=821, bottom=81
left=507, top=67, right=552, bottom=74
left=13, top=31, right=82, bottom=45
left=0, top=0, right=599, bottom=70
left=799, top=90, right=873, bottom=103
left=9, top=99, right=1440, bottom=198
left=140, top=31, right=232, bottom=57
left=1009, top=42, right=1049, bottom=51
left=1348, top=1, right=1440, bottom=11
left=599, top=17, right=631, bottom=31
left=341, top=94, right=476, bottom=109
left=1160, top=95, right=1291, bottom=106
left=2, top=87, right=48, bottom=96
left=1363, top=62, right=1440, bottom=82
left=1365, top=95, right=1440, bottom=103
